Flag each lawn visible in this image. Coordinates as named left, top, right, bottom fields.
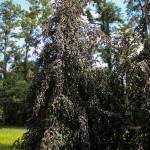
left=0, top=127, right=26, bottom=150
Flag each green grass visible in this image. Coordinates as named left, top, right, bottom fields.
left=0, top=127, right=27, bottom=150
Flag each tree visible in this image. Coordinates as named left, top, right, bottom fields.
left=19, top=10, right=37, bottom=81
left=125, top=0, right=150, bottom=148
left=0, top=0, right=37, bottom=125
left=125, top=0, right=150, bottom=60
left=13, top=0, right=103, bottom=149
left=0, top=0, right=21, bottom=79
left=111, top=22, right=141, bottom=107
left=9, top=0, right=149, bottom=149
left=86, top=0, right=122, bottom=70
left=20, top=0, right=54, bottom=81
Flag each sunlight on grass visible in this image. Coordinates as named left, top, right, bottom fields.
left=0, top=127, right=26, bottom=150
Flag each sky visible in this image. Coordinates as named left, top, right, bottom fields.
left=0, top=0, right=127, bottom=13
left=0, top=0, right=30, bottom=10
left=111, top=0, right=127, bottom=17
left=111, top=0, right=126, bottom=11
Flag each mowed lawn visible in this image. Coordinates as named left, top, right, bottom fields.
left=0, top=127, right=26, bottom=150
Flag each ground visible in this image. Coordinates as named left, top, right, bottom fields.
left=0, top=126, right=26, bottom=150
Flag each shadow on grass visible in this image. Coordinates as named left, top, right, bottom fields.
left=0, top=142, right=11, bottom=150
left=0, top=125, right=26, bottom=130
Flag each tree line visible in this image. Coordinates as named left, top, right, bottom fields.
left=0, top=0, right=53, bottom=103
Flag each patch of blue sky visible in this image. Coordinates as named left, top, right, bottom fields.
left=0, top=0, right=30, bottom=10
left=111, top=0, right=126, bottom=13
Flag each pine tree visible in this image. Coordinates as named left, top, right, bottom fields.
left=20, top=0, right=54, bottom=81
left=0, top=0, right=21, bottom=79
left=86, top=0, right=122, bottom=71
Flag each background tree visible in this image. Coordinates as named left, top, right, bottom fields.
left=0, top=1, right=23, bottom=124
left=86, top=0, right=122, bottom=70
left=125, top=0, right=150, bottom=60
left=0, top=0, right=35, bottom=125
left=0, top=0, right=21, bottom=79
left=20, top=0, right=54, bottom=81
left=111, top=22, right=141, bottom=108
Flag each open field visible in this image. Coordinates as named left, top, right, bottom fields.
left=0, top=127, right=26, bottom=150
